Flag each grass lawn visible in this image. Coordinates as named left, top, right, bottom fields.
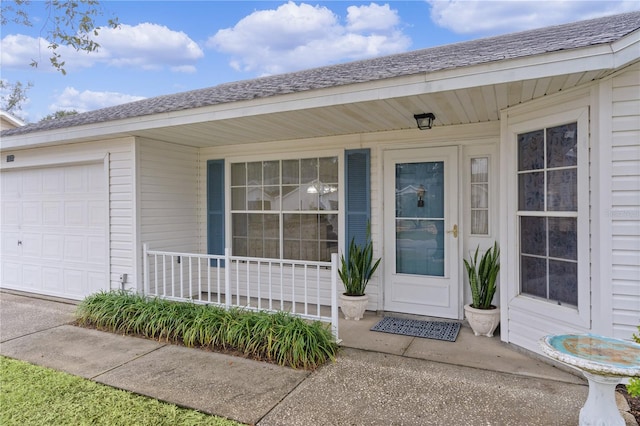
left=0, top=356, right=243, bottom=426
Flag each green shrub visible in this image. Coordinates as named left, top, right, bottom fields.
left=76, top=291, right=338, bottom=369
left=338, top=224, right=381, bottom=296
left=628, top=325, right=640, bottom=397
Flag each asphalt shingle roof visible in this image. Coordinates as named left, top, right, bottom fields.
left=3, top=11, right=639, bottom=137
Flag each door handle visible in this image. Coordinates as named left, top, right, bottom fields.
left=446, top=224, right=458, bottom=238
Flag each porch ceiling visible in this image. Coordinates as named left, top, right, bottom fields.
left=131, top=70, right=606, bottom=148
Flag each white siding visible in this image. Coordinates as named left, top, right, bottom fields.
left=0, top=138, right=136, bottom=293
left=138, top=139, right=199, bottom=296
left=610, top=64, right=640, bottom=339
left=138, top=139, right=199, bottom=251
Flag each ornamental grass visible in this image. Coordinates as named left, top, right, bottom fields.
left=76, top=291, right=338, bottom=369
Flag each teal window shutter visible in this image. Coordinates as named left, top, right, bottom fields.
left=207, top=160, right=225, bottom=264
left=345, top=149, right=371, bottom=247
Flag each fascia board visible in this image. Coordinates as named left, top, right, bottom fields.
left=612, top=29, right=640, bottom=68
left=418, top=45, right=615, bottom=92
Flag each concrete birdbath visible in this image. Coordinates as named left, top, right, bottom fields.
left=540, top=333, right=640, bottom=426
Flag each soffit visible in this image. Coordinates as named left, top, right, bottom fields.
left=127, top=70, right=608, bottom=148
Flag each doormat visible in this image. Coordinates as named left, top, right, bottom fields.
left=370, top=317, right=461, bottom=342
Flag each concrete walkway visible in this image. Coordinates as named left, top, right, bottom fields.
left=0, top=291, right=635, bottom=425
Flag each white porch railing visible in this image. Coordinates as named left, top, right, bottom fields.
left=142, top=244, right=339, bottom=339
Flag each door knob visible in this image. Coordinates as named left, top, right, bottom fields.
left=446, top=224, right=458, bottom=238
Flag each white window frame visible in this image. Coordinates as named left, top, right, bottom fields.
left=505, top=107, right=590, bottom=328
left=225, top=149, right=344, bottom=261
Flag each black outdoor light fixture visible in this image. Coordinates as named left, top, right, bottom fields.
left=414, top=113, right=436, bottom=130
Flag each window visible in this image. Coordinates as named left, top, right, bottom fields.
left=230, top=157, right=339, bottom=261
left=470, top=157, right=489, bottom=235
left=517, top=123, right=578, bottom=306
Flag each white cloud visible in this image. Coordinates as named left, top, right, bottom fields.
left=49, top=87, right=146, bottom=113
left=0, top=34, right=78, bottom=70
left=207, top=1, right=410, bottom=75
left=346, top=3, right=400, bottom=32
left=1, top=23, right=203, bottom=73
left=428, top=0, right=640, bottom=35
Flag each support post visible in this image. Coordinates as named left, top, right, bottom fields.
left=143, top=243, right=149, bottom=296
left=331, top=253, right=340, bottom=341
left=224, top=248, right=231, bottom=308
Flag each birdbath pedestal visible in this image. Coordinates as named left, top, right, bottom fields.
left=540, top=333, right=640, bottom=426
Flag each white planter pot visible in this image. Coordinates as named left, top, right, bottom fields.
left=339, top=294, right=369, bottom=320
left=464, top=304, right=500, bottom=337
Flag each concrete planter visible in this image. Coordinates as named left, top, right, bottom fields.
left=464, top=304, right=500, bottom=337
left=339, top=294, right=369, bottom=320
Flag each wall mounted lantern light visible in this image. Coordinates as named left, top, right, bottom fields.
left=414, top=113, right=436, bottom=130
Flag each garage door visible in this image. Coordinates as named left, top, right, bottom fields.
left=1, top=163, right=109, bottom=300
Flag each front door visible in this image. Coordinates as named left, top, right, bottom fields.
left=383, top=146, right=460, bottom=318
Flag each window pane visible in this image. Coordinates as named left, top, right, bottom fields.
left=319, top=185, right=339, bottom=211
left=232, top=187, right=246, bottom=210
left=247, top=187, right=262, bottom=210
left=549, top=260, right=577, bottom=306
left=264, top=161, right=280, bottom=185
left=233, top=213, right=247, bottom=237
left=547, top=123, right=577, bottom=168
left=471, top=157, right=488, bottom=183
left=300, top=185, right=319, bottom=210
left=231, top=163, right=246, bottom=186
left=548, top=217, right=577, bottom=260
left=300, top=214, right=318, bottom=239
left=319, top=157, right=338, bottom=183
left=247, top=162, right=262, bottom=185
left=547, top=169, right=577, bottom=211
left=282, top=240, right=297, bottom=259
left=520, top=216, right=546, bottom=256
left=248, top=214, right=263, bottom=238
left=264, top=214, right=279, bottom=238
left=263, top=186, right=280, bottom=210
left=320, top=213, right=339, bottom=261
left=395, top=162, right=444, bottom=219
left=471, top=184, right=488, bottom=208
left=518, top=130, right=545, bottom=171
left=282, top=185, right=299, bottom=210
left=233, top=237, right=247, bottom=256
left=282, top=160, right=299, bottom=184
left=264, top=238, right=279, bottom=259
left=396, top=219, right=444, bottom=276
left=300, top=240, right=318, bottom=261
left=283, top=213, right=300, bottom=239
left=471, top=210, right=488, bottom=235
left=301, top=158, right=318, bottom=184
left=518, top=172, right=544, bottom=211
left=521, top=255, right=547, bottom=298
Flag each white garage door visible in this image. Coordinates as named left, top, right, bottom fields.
left=1, top=163, right=109, bottom=300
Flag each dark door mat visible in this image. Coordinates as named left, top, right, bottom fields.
left=371, top=317, right=461, bottom=342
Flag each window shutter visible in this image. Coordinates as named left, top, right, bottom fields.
left=345, top=149, right=371, bottom=247
left=207, top=160, right=225, bottom=264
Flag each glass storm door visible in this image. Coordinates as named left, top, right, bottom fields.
left=383, top=146, right=460, bottom=318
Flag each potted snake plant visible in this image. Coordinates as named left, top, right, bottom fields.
left=338, top=225, right=381, bottom=320
left=463, top=242, right=500, bottom=337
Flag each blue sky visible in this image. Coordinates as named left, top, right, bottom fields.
left=2, top=0, right=639, bottom=122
